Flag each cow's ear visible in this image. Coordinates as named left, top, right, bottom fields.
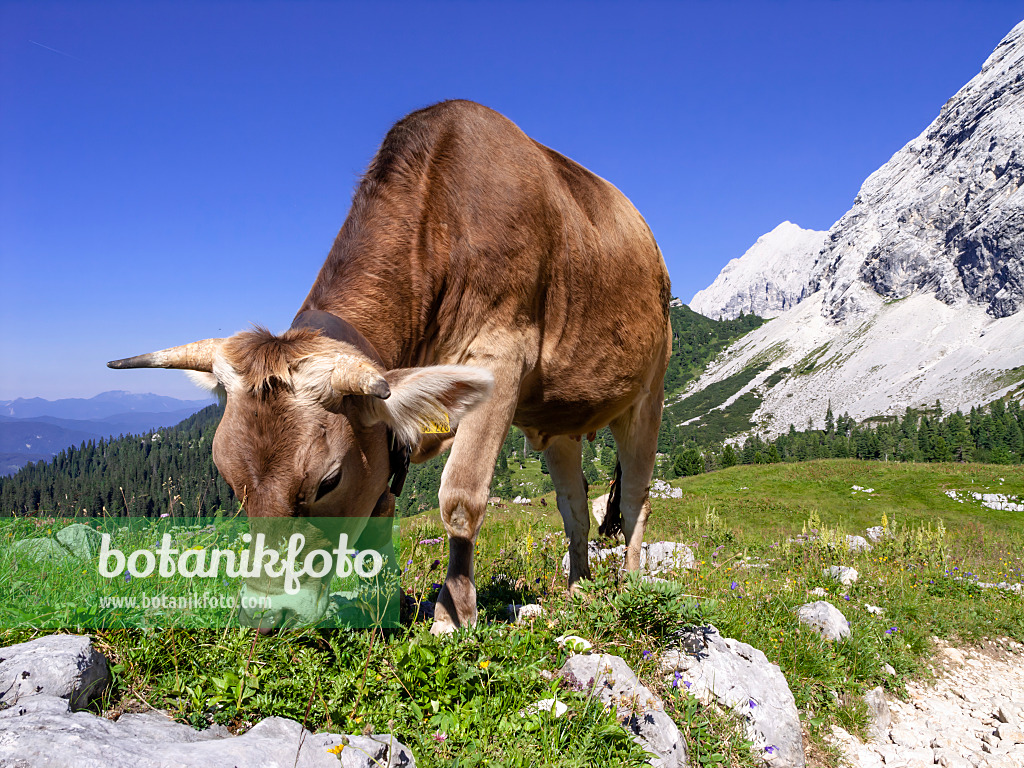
left=355, top=365, right=494, bottom=445
left=186, top=371, right=227, bottom=405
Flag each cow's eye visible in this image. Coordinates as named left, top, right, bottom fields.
left=315, top=470, right=341, bottom=501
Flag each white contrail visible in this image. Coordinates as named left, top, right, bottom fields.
left=29, top=40, right=83, bottom=61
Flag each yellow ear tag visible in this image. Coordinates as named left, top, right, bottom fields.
left=421, top=412, right=451, bottom=434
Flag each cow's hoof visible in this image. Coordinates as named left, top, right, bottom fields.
left=430, top=599, right=460, bottom=635
left=430, top=617, right=457, bottom=636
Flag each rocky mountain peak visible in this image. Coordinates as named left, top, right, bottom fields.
left=689, top=221, right=827, bottom=320
left=682, top=20, right=1024, bottom=439
left=812, top=19, right=1024, bottom=322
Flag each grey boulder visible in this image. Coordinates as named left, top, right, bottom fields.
left=863, top=686, right=890, bottom=740
left=561, top=541, right=695, bottom=577
left=560, top=652, right=688, bottom=767
left=796, top=601, right=851, bottom=642
left=0, top=635, right=415, bottom=768
left=56, top=523, right=103, bottom=559
left=660, top=626, right=804, bottom=768
left=0, top=634, right=111, bottom=711
left=11, top=538, right=74, bottom=566
left=845, top=535, right=871, bottom=553
left=0, top=695, right=414, bottom=768
left=824, top=566, right=858, bottom=585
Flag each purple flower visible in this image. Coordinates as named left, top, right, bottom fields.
left=749, top=698, right=757, bottom=708
left=730, top=581, right=739, bottom=590
left=642, top=650, right=652, bottom=658
left=683, top=680, right=691, bottom=689
left=672, top=671, right=682, bottom=688
left=124, top=572, right=132, bottom=583
left=843, top=594, right=851, bottom=601
left=765, top=745, right=777, bottom=755
left=885, top=626, right=898, bottom=635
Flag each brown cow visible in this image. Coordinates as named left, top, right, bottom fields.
left=109, top=100, right=671, bottom=633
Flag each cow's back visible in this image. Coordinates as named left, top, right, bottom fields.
left=303, top=100, right=671, bottom=435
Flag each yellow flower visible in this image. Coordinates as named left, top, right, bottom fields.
left=478, top=659, right=491, bottom=670
left=327, top=744, right=345, bottom=755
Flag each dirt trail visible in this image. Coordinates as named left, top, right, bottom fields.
left=830, top=638, right=1024, bottom=768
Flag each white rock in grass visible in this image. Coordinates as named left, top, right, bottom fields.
left=865, top=526, right=887, bottom=543
left=555, top=635, right=593, bottom=653
left=508, top=603, right=545, bottom=623
left=561, top=653, right=687, bottom=767
left=0, top=700, right=416, bottom=768
left=646, top=542, right=696, bottom=573
left=0, top=635, right=417, bottom=768
left=809, top=587, right=828, bottom=597
left=825, top=566, right=859, bottom=585
left=796, top=601, right=851, bottom=641
left=846, top=535, right=871, bottom=553
left=561, top=540, right=695, bottom=577
left=55, top=523, right=103, bottom=559
left=0, top=634, right=111, bottom=711
left=660, top=625, right=805, bottom=767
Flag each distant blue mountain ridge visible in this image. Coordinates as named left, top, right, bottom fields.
left=0, top=390, right=214, bottom=420
left=0, top=391, right=216, bottom=476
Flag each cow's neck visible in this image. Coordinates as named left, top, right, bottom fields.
left=296, top=207, right=426, bottom=369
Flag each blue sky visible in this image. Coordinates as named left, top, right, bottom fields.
left=2, top=1, right=1022, bottom=400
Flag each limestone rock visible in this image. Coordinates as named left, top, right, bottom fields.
left=796, top=601, right=851, bottom=641
left=825, top=566, right=859, bottom=585
left=865, top=527, right=886, bottom=543
left=508, top=603, right=545, bottom=623
left=11, top=537, right=73, bottom=565
left=846, top=535, right=871, bottom=553
left=0, top=635, right=414, bottom=768
left=660, top=625, right=804, bottom=767
left=0, top=698, right=415, bottom=767
left=863, top=687, right=890, bottom=740
left=560, top=653, right=688, bottom=767
left=0, top=634, right=111, bottom=711
left=56, top=523, right=103, bottom=559
left=561, top=541, right=695, bottom=577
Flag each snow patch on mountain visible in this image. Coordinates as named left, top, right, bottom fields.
left=685, top=290, right=1024, bottom=435
left=689, top=222, right=827, bottom=320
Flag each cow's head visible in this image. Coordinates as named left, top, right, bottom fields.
left=108, top=326, right=492, bottom=627
left=109, top=326, right=493, bottom=518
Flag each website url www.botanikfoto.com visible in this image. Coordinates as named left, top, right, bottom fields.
left=98, top=594, right=271, bottom=611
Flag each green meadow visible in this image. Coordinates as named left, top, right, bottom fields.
left=1, top=459, right=1022, bottom=768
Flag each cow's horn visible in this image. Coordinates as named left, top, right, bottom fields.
left=107, top=338, right=224, bottom=372
left=330, top=354, right=391, bottom=399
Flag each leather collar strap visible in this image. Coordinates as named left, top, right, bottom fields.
left=291, top=309, right=411, bottom=498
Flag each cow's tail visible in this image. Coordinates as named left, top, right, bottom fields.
left=598, top=459, right=624, bottom=538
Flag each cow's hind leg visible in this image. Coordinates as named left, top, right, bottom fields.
left=609, top=385, right=664, bottom=572
left=432, top=361, right=519, bottom=635
left=544, top=435, right=591, bottom=589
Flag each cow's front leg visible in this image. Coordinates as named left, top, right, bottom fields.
left=432, top=362, right=519, bottom=635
